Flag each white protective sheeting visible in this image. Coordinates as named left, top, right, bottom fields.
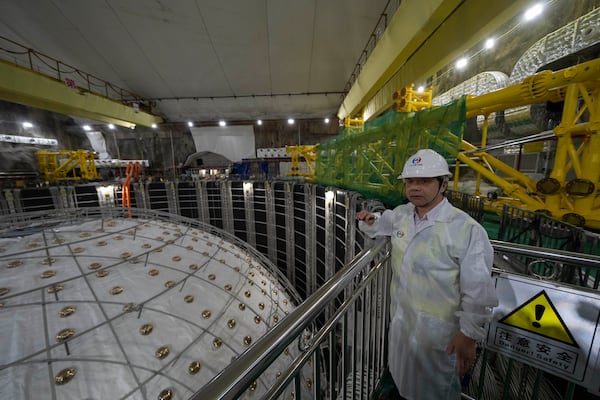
left=0, top=216, right=309, bottom=399
left=190, top=125, right=256, bottom=163
left=183, top=151, right=231, bottom=168
left=85, top=131, right=110, bottom=159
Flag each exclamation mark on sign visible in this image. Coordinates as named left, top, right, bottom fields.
left=532, top=304, right=545, bottom=328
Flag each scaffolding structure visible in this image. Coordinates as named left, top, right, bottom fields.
left=36, top=149, right=101, bottom=182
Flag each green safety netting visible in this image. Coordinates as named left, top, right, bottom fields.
left=314, top=96, right=466, bottom=206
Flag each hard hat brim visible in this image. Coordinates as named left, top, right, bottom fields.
left=397, top=172, right=452, bottom=180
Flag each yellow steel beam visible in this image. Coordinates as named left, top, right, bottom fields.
left=458, top=58, right=600, bottom=229
left=0, top=60, right=162, bottom=128
left=466, top=66, right=600, bottom=118
left=338, top=0, right=461, bottom=119
left=337, top=0, right=530, bottom=121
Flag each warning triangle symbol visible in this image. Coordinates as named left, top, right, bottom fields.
left=499, top=290, right=578, bottom=347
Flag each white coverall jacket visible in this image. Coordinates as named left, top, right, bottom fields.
left=359, top=198, right=498, bottom=400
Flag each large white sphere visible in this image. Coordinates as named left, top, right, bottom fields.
left=0, top=214, right=309, bottom=399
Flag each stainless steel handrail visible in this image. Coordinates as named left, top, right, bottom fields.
left=190, top=237, right=389, bottom=400
left=262, top=250, right=390, bottom=399
left=461, top=130, right=556, bottom=155
left=193, top=238, right=600, bottom=400
left=491, top=239, right=600, bottom=268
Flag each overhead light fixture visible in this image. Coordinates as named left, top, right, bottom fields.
left=524, top=3, right=543, bottom=21
left=257, top=120, right=263, bottom=125
left=0, top=134, right=57, bottom=146
left=151, top=123, right=157, bottom=129
left=287, top=118, right=295, bottom=125
left=325, top=190, right=335, bottom=205
left=83, top=125, right=92, bottom=131
left=484, top=38, right=495, bottom=50
left=455, top=58, right=468, bottom=69
left=324, top=118, right=330, bottom=124
left=108, top=124, right=115, bottom=130
left=188, top=121, right=194, bottom=127
left=22, top=122, right=33, bottom=128
left=219, top=120, right=226, bottom=127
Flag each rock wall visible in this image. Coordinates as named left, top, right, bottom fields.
left=0, top=100, right=339, bottom=178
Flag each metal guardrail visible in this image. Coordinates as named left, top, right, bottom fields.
left=192, top=237, right=390, bottom=399
left=497, top=205, right=600, bottom=289
left=491, top=240, right=600, bottom=270
left=193, top=240, right=600, bottom=400
left=475, top=240, right=600, bottom=400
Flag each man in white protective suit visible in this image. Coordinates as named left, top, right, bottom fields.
left=356, top=149, right=498, bottom=400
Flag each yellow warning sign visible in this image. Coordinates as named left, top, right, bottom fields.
left=499, top=290, right=578, bottom=347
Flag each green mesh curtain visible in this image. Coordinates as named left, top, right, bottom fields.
left=314, top=96, right=466, bottom=206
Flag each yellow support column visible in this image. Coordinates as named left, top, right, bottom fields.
left=563, top=86, right=600, bottom=226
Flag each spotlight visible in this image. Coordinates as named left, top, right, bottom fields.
left=219, top=120, right=226, bottom=127
left=484, top=38, right=495, bottom=50
left=188, top=121, right=194, bottom=127
left=455, top=58, right=468, bottom=69
left=83, top=125, right=92, bottom=131
left=151, top=123, right=157, bottom=129
left=108, top=124, right=115, bottom=130
left=287, top=118, right=295, bottom=125
left=257, top=120, right=263, bottom=125
left=324, top=118, right=330, bottom=124
left=22, top=122, right=33, bottom=128
left=524, top=3, right=543, bottom=21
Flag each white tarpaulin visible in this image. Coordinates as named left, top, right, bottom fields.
left=190, top=125, right=255, bottom=162
left=86, top=131, right=110, bottom=159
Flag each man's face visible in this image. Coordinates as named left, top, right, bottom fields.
left=404, top=177, right=446, bottom=208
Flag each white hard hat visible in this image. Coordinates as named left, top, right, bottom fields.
left=397, top=149, right=452, bottom=179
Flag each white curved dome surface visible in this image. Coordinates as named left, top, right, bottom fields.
left=0, top=214, right=308, bottom=399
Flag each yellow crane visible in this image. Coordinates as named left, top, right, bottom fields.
left=36, top=149, right=101, bottom=182
left=458, top=58, right=600, bottom=228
